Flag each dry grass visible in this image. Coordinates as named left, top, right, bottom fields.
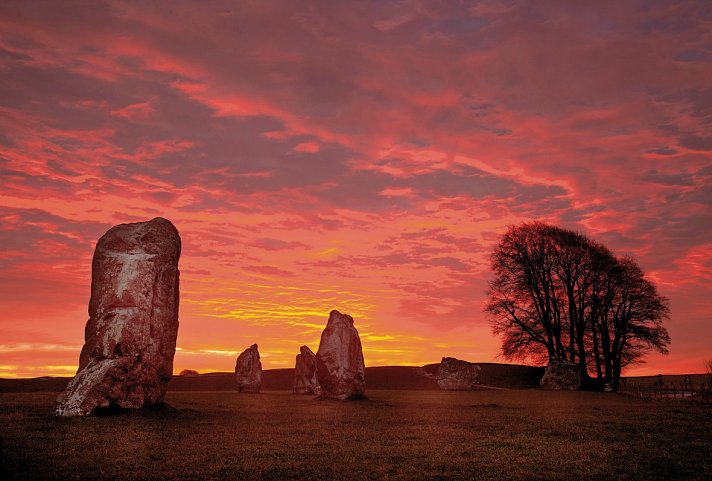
left=1, top=390, right=710, bottom=481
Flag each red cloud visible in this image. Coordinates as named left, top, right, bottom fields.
left=110, top=101, right=155, bottom=120
left=0, top=0, right=710, bottom=376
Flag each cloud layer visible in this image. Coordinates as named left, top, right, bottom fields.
left=1, top=1, right=710, bottom=377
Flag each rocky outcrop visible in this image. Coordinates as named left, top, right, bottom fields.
left=235, top=344, right=261, bottom=393
left=55, top=217, right=181, bottom=416
left=539, top=358, right=580, bottom=390
left=315, top=310, right=366, bottom=400
left=436, top=357, right=481, bottom=390
left=293, top=345, right=320, bottom=394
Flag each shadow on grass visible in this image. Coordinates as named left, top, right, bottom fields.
left=471, top=402, right=524, bottom=410
left=46, top=402, right=208, bottom=425
left=314, top=394, right=369, bottom=402
left=93, top=402, right=178, bottom=417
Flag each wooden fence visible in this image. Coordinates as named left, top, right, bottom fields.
left=635, top=385, right=712, bottom=403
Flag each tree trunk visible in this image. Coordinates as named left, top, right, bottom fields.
left=591, top=319, right=603, bottom=380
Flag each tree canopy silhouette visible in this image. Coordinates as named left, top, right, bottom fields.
left=485, top=222, right=670, bottom=391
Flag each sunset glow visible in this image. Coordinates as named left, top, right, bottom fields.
left=1, top=1, right=711, bottom=378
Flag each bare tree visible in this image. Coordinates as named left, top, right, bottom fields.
left=485, top=222, right=671, bottom=391
left=596, top=257, right=670, bottom=390
left=485, top=223, right=561, bottom=363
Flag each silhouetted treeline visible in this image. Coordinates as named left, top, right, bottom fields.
left=486, top=222, right=670, bottom=391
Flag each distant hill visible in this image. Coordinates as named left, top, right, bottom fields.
left=473, top=363, right=546, bottom=388
left=1, top=365, right=706, bottom=394
left=0, top=363, right=545, bottom=393
left=0, top=376, right=70, bottom=393
left=417, top=363, right=545, bottom=389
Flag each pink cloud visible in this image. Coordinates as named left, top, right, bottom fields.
left=0, top=1, right=710, bottom=377
left=110, top=101, right=155, bottom=120
left=293, top=141, right=320, bottom=153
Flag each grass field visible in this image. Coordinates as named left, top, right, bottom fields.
left=1, top=389, right=710, bottom=481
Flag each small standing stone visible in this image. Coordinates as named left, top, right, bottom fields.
left=235, top=344, right=262, bottom=393
left=293, top=345, right=320, bottom=394
left=315, top=310, right=366, bottom=400
left=437, top=357, right=481, bottom=390
left=539, top=358, right=580, bottom=390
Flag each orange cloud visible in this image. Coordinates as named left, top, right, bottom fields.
left=0, top=0, right=710, bottom=379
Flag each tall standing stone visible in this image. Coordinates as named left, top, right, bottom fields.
left=315, top=310, right=366, bottom=400
left=436, top=357, right=481, bottom=390
left=55, top=217, right=181, bottom=416
left=293, top=345, right=320, bottom=394
left=235, top=344, right=261, bottom=393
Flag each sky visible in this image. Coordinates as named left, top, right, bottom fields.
left=0, top=1, right=711, bottom=378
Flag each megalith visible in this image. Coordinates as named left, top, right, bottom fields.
left=436, top=357, right=481, bottom=390
left=315, top=310, right=366, bottom=400
left=55, top=217, right=180, bottom=416
left=293, top=345, right=320, bottom=394
left=235, top=344, right=262, bottom=393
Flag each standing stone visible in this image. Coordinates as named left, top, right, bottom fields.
left=539, top=358, right=580, bottom=390
left=235, top=344, right=261, bottom=393
left=293, top=345, right=320, bottom=394
left=55, top=217, right=180, bottom=416
left=437, top=357, right=481, bottom=390
left=315, top=310, right=366, bottom=400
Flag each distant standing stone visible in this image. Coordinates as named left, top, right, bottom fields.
left=316, top=310, right=366, bottom=400
left=293, top=345, right=320, bottom=394
left=55, top=217, right=181, bottom=416
left=539, top=358, right=580, bottom=390
left=437, top=357, right=481, bottom=390
left=235, top=344, right=262, bottom=393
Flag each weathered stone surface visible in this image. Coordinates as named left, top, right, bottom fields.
left=55, top=217, right=181, bottom=416
left=235, top=344, right=261, bottom=393
left=539, top=358, right=580, bottom=390
left=436, top=357, right=481, bottom=390
left=178, top=369, right=199, bottom=377
left=293, top=345, right=320, bottom=394
left=315, top=310, right=366, bottom=400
